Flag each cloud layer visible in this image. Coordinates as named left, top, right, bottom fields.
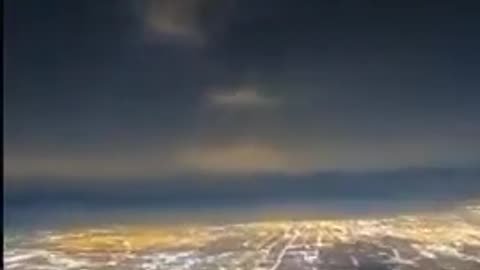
left=4, top=0, right=480, bottom=185
left=139, top=0, right=234, bottom=45
left=5, top=135, right=480, bottom=181
left=208, top=86, right=280, bottom=108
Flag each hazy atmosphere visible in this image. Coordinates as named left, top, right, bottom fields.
left=5, top=0, right=480, bottom=213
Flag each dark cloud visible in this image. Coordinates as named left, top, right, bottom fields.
left=6, top=168, right=480, bottom=211
left=136, top=0, right=235, bottom=46
left=4, top=0, right=480, bottom=206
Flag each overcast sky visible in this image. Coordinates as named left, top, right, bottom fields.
left=4, top=1, right=480, bottom=208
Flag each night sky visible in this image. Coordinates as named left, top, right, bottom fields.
left=4, top=0, right=480, bottom=216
